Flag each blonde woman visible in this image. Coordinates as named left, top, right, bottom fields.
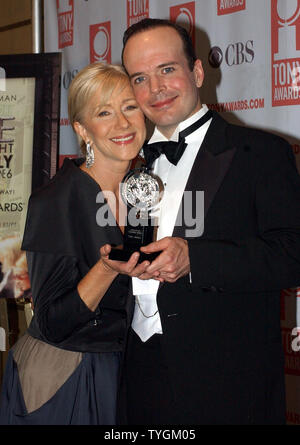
left=0, top=63, right=148, bottom=425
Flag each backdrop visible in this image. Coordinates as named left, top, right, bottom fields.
left=44, top=0, right=300, bottom=424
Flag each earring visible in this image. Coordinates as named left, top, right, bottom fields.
left=85, top=141, right=94, bottom=168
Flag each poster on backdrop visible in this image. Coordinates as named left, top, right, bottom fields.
left=0, top=78, right=35, bottom=300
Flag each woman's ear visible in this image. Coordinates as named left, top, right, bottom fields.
left=74, top=121, right=88, bottom=143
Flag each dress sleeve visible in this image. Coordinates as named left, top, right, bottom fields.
left=27, top=251, right=96, bottom=343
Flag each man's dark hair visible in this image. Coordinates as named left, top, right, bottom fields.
left=122, top=18, right=197, bottom=72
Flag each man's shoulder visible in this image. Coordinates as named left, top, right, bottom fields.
left=226, top=119, right=292, bottom=158
left=228, top=119, right=284, bottom=142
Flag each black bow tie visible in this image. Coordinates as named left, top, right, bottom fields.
left=143, top=109, right=213, bottom=167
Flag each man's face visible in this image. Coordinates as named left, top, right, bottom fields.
left=123, top=26, right=204, bottom=138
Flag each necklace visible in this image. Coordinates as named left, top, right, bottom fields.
left=135, top=296, right=158, bottom=318
left=88, top=166, right=101, bottom=187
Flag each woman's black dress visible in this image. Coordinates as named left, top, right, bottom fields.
left=0, top=158, right=132, bottom=425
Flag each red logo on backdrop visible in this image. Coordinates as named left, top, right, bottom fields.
left=271, top=0, right=300, bottom=106
left=217, top=0, right=246, bottom=16
left=127, top=0, right=149, bottom=28
left=57, top=0, right=74, bottom=48
left=90, top=22, right=111, bottom=64
left=170, top=2, right=195, bottom=47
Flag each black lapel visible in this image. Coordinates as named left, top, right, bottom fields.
left=173, top=111, right=236, bottom=238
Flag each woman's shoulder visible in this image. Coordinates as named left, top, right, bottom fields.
left=29, top=157, right=85, bottom=205
left=22, top=158, right=86, bottom=255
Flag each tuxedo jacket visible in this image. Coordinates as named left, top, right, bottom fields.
left=146, top=111, right=300, bottom=424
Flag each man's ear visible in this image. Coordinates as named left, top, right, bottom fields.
left=193, top=59, right=204, bottom=88
left=74, top=121, right=88, bottom=143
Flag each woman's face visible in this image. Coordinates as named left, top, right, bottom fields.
left=78, top=82, right=146, bottom=165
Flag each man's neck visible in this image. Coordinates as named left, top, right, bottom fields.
left=157, top=124, right=178, bottom=140
left=153, top=105, right=208, bottom=142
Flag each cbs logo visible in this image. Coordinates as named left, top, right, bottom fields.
left=209, top=40, right=254, bottom=68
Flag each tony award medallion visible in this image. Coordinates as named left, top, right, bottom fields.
left=109, top=167, right=163, bottom=262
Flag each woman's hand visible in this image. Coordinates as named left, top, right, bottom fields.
left=99, top=244, right=152, bottom=278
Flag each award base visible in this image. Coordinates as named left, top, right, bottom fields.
left=109, top=246, right=160, bottom=263
left=109, top=219, right=160, bottom=263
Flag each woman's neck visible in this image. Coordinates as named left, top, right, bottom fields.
left=81, top=161, right=130, bottom=194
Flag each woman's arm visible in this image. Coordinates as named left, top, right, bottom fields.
left=27, top=245, right=149, bottom=342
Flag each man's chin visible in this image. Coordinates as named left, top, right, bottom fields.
left=153, top=116, right=181, bottom=133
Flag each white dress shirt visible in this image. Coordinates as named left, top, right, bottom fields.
left=131, top=105, right=212, bottom=342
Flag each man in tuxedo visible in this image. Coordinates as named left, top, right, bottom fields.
left=120, top=18, right=300, bottom=425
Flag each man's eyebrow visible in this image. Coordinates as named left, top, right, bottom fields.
left=158, top=62, right=179, bottom=69
left=129, top=62, right=179, bottom=80
left=129, top=71, right=144, bottom=80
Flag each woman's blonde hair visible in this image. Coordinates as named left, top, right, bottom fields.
left=68, top=63, right=129, bottom=155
